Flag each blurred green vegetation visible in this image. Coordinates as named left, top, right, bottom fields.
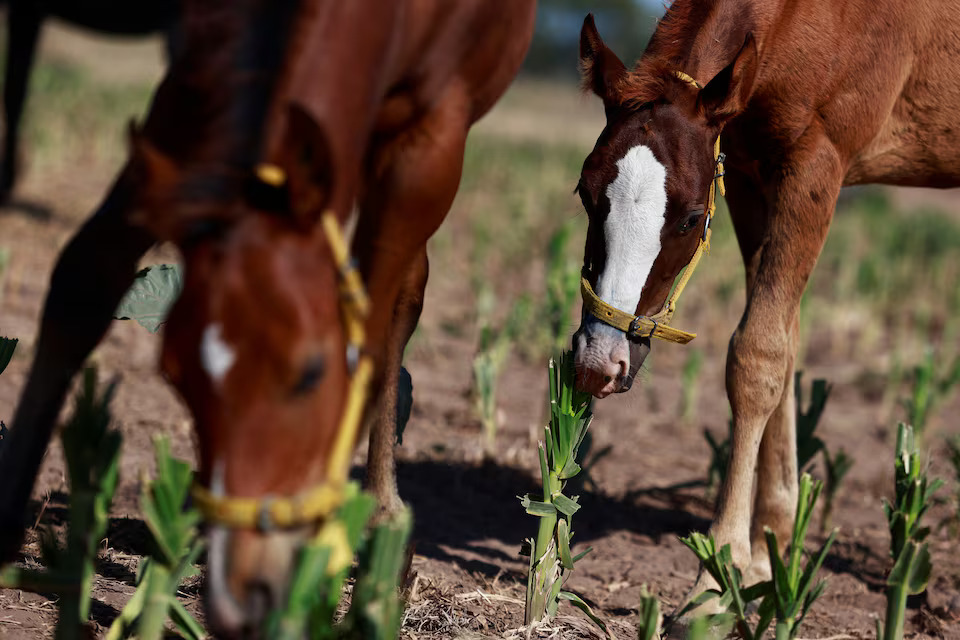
left=13, top=53, right=153, bottom=175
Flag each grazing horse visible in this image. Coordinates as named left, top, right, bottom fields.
left=571, top=0, right=960, bottom=618
left=0, top=0, right=535, bottom=635
left=0, top=0, right=178, bottom=203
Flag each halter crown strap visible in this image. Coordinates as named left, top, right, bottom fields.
left=579, top=70, right=726, bottom=345
left=192, top=165, right=374, bottom=546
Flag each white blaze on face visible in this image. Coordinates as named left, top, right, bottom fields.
left=595, top=144, right=668, bottom=314
left=201, top=324, right=236, bottom=386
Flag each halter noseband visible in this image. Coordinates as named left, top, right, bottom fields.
left=190, top=164, right=373, bottom=539
left=579, top=71, right=726, bottom=345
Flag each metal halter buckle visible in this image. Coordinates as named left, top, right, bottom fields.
left=256, top=497, right=276, bottom=532
left=628, top=315, right=657, bottom=341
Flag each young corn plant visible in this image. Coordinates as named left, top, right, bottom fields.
left=106, top=437, right=205, bottom=640
left=679, top=349, right=704, bottom=424
left=900, top=349, right=960, bottom=441
left=265, top=483, right=413, bottom=640
left=680, top=474, right=835, bottom=640
left=520, top=353, right=612, bottom=638
left=703, top=420, right=732, bottom=499
left=820, top=447, right=853, bottom=535
left=762, top=474, right=837, bottom=640
left=942, top=435, right=960, bottom=537
left=635, top=585, right=662, bottom=640
left=544, top=222, right=581, bottom=354
left=794, top=372, right=828, bottom=473
left=878, top=423, right=942, bottom=640
left=0, top=367, right=121, bottom=640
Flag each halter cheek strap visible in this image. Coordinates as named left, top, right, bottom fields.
left=579, top=70, right=726, bottom=346
left=190, top=165, right=374, bottom=573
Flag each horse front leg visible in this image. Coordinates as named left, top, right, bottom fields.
left=354, top=89, right=469, bottom=514
left=0, top=168, right=155, bottom=562
left=679, top=135, right=843, bottom=620
left=1, top=1, right=43, bottom=202
left=364, top=249, right=428, bottom=518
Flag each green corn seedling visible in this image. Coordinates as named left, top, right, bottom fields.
left=763, top=474, right=837, bottom=640
left=942, top=435, right=960, bottom=537
left=266, top=483, right=412, bottom=640
left=679, top=349, right=703, bottom=423
left=703, top=421, right=732, bottom=498
left=820, top=447, right=853, bottom=535
left=520, top=353, right=612, bottom=638
left=0, top=367, right=122, bottom=640
left=678, top=533, right=766, bottom=640
left=901, top=349, right=960, bottom=440
left=544, top=223, right=581, bottom=354
left=635, top=585, right=662, bottom=640
left=878, top=423, right=942, bottom=640
left=681, top=474, right=835, bottom=640
left=106, top=436, right=205, bottom=640
left=794, top=372, right=828, bottom=473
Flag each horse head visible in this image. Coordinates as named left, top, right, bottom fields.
left=572, top=14, right=757, bottom=398
left=131, top=106, right=362, bottom=636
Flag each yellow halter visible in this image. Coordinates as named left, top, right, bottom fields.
left=579, top=71, right=725, bottom=345
left=190, top=164, right=373, bottom=535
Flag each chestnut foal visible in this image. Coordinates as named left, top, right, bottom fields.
left=572, top=0, right=960, bottom=619
left=0, top=0, right=535, bottom=635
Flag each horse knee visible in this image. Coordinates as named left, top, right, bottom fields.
left=726, top=327, right=791, bottom=420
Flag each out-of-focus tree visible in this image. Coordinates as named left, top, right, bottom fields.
left=522, top=0, right=662, bottom=79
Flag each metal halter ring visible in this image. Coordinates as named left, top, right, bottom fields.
left=256, top=497, right=276, bottom=532
left=628, top=315, right=657, bottom=341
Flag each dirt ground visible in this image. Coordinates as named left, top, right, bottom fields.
left=2, top=23, right=960, bottom=640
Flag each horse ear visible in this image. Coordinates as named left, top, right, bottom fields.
left=699, top=33, right=759, bottom=125
left=127, top=121, right=183, bottom=241
left=278, top=104, right=333, bottom=229
left=579, top=14, right=628, bottom=105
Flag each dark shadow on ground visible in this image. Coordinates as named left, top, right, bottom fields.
left=1, top=199, right=53, bottom=222
left=392, top=458, right=711, bottom=579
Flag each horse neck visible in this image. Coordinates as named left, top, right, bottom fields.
left=643, top=0, right=780, bottom=85
left=260, top=0, right=406, bottom=219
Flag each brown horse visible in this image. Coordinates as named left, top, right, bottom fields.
left=0, top=0, right=535, bottom=636
left=571, top=0, right=960, bottom=621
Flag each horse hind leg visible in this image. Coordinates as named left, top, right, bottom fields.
left=1, top=2, right=43, bottom=202
left=365, top=249, right=428, bottom=517
left=0, top=168, right=154, bottom=562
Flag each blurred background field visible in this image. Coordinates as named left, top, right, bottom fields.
left=1, top=4, right=959, bottom=638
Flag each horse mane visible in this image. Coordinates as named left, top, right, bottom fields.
left=171, top=0, right=301, bottom=170
left=615, top=0, right=728, bottom=109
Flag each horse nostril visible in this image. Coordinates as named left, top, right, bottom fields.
left=603, top=375, right=613, bottom=383
left=617, top=359, right=629, bottom=378
left=244, top=582, right=273, bottom=630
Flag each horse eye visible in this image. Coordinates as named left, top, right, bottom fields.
left=293, top=356, right=326, bottom=395
left=677, top=209, right=704, bottom=235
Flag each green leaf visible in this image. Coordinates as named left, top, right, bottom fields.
left=168, top=598, right=207, bottom=640
left=557, top=519, right=574, bottom=570
left=557, top=591, right=615, bottom=640
left=0, top=337, right=17, bottom=376
left=114, top=264, right=183, bottom=333
left=520, top=495, right=557, bottom=517
left=553, top=493, right=581, bottom=517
